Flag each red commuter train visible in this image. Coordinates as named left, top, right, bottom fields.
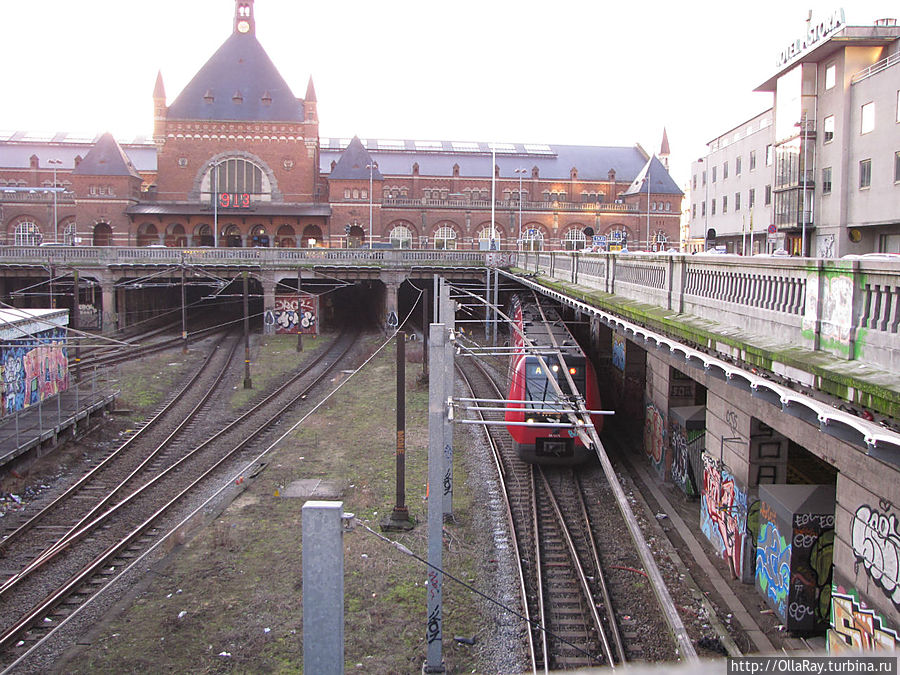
left=504, top=296, right=604, bottom=465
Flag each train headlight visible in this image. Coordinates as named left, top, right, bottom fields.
left=551, top=365, right=559, bottom=372
left=526, top=418, right=535, bottom=424
left=569, top=367, right=577, bottom=375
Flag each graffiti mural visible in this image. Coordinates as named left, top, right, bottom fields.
left=272, top=294, right=318, bottom=335
left=851, top=503, right=900, bottom=607
left=700, top=452, right=749, bottom=579
left=1, top=327, right=69, bottom=415
left=644, top=404, right=665, bottom=476
left=756, top=520, right=792, bottom=620
left=803, top=271, right=853, bottom=349
left=789, top=514, right=834, bottom=631
left=829, top=588, right=900, bottom=653
left=669, top=418, right=699, bottom=496
left=611, top=333, right=626, bottom=372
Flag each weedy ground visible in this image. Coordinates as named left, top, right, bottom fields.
left=61, top=333, right=494, bottom=674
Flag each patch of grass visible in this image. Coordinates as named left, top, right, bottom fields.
left=65, top=334, right=492, bottom=674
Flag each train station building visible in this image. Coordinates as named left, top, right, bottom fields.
left=0, top=0, right=682, bottom=253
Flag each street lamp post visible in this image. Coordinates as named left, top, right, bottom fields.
left=515, top=167, right=526, bottom=251
left=366, top=163, right=375, bottom=248
left=642, top=175, right=651, bottom=251
left=48, top=159, right=62, bottom=243
left=698, top=157, right=710, bottom=251
left=210, top=160, right=225, bottom=248
left=799, top=114, right=809, bottom=257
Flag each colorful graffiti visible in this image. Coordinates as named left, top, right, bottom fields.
left=787, top=513, right=835, bottom=632
left=644, top=404, right=665, bottom=475
left=611, top=333, right=625, bottom=372
left=756, top=520, right=792, bottom=620
left=829, top=588, right=900, bottom=653
left=1, top=328, right=69, bottom=415
left=669, top=419, right=699, bottom=496
left=270, top=294, right=318, bottom=335
left=700, top=452, right=749, bottom=579
left=851, top=503, right=900, bottom=607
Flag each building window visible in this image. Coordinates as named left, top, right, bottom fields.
left=825, top=63, right=836, bottom=90
left=563, top=229, right=586, bottom=250
left=702, top=170, right=707, bottom=186
left=822, top=167, right=833, bottom=194
left=861, top=102, right=875, bottom=134
left=722, top=195, right=728, bottom=213
left=895, top=151, right=900, bottom=183
left=897, top=90, right=900, bottom=123
left=824, top=115, right=835, bottom=143
left=735, top=192, right=741, bottom=211
left=766, top=145, right=774, bottom=166
left=711, top=199, right=716, bottom=215
left=749, top=188, right=755, bottom=208
left=14, top=220, right=41, bottom=246
left=723, top=161, right=729, bottom=180
left=207, top=157, right=266, bottom=195
left=389, top=225, right=413, bottom=248
left=692, top=175, right=697, bottom=190
left=701, top=201, right=706, bottom=217
left=749, top=150, right=756, bottom=171
left=712, top=166, right=717, bottom=183
left=735, top=156, right=742, bottom=175
left=765, top=184, right=772, bottom=205
left=433, top=225, right=457, bottom=250
left=692, top=204, right=697, bottom=218
left=859, top=159, right=872, bottom=189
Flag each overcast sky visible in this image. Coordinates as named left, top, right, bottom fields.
left=1, top=1, right=898, bottom=185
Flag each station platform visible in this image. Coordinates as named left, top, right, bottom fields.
left=0, top=380, right=118, bottom=472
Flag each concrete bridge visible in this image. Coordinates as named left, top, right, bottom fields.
left=1, top=244, right=899, bottom=644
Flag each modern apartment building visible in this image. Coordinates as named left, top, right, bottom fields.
left=690, top=12, right=900, bottom=257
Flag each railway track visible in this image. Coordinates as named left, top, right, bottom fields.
left=456, top=330, right=691, bottom=670
left=457, top=354, right=621, bottom=671
left=0, top=328, right=359, bottom=669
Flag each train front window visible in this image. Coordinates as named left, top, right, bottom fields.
left=524, top=357, right=585, bottom=412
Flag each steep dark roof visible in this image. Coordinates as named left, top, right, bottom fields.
left=72, top=132, right=142, bottom=178
left=167, top=31, right=303, bottom=122
left=622, top=155, right=683, bottom=196
left=320, top=140, right=651, bottom=182
left=329, top=136, right=383, bottom=180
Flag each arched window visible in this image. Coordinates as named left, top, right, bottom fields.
left=204, top=157, right=270, bottom=199
left=522, top=228, right=544, bottom=252
left=14, top=221, right=41, bottom=246
left=389, top=225, right=413, bottom=249
left=62, top=222, right=77, bottom=245
left=93, top=222, right=113, bottom=247
left=478, top=226, right=500, bottom=250
left=433, top=226, right=457, bottom=250
left=563, top=229, right=586, bottom=251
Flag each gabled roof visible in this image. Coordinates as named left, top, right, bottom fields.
left=329, top=136, right=383, bottom=180
left=621, top=155, right=683, bottom=196
left=167, top=31, right=303, bottom=122
left=72, top=132, right=142, bottom=178
left=320, top=139, right=653, bottom=182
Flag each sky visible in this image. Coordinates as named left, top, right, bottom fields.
left=1, top=1, right=898, bottom=186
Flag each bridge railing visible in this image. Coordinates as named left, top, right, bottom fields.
left=520, top=251, right=900, bottom=373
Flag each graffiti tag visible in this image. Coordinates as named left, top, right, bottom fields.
left=851, top=505, right=900, bottom=607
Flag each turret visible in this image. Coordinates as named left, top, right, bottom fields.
left=153, top=71, right=167, bottom=150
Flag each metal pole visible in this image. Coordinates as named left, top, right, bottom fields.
left=484, top=270, right=490, bottom=342
left=296, top=268, right=303, bottom=352
left=645, top=176, right=651, bottom=251
left=243, top=271, right=252, bottom=389
left=302, top=500, right=345, bottom=675
left=73, top=269, right=81, bottom=383
left=490, top=145, right=496, bottom=248
left=422, top=285, right=429, bottom=377
left=492, top=268, right=499, bottom=347
left=425, top=323, right=446, bottom=674
left=384, top=331, right=411, bottom=529
left=368, top=163, right=374, bottom=247
left=49, top=158, right=61, bottom=243
left=213, top=162, right=219, bottom=248
left=181, top=257, right=188, bottom=354
left=439, top=285, right=454, bottom=520
left=49, top=264, right=54, bottom=309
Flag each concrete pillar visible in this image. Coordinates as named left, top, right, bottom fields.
left=261, top=275, right=276, bottom=335
left=101, top=280, right=117, bottom=333
left=302, top=500, right=345, bottom=675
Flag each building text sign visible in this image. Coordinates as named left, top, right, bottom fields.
left=776, top=9, right=845, bottom=68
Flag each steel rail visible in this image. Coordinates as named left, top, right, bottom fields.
left=0, top=330, right=360, bottom=656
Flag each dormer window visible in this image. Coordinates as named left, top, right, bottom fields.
left=261, top=90, right=272, bottom=106
left=232, top=90, right=243, bottom=104
left=203, top=89, right=214, bottom=104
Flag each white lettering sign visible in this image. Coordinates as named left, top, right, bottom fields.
left=775, top=9, right=846, bottom=68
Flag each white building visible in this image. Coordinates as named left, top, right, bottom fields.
left=690, top=12, right=900, bottom=257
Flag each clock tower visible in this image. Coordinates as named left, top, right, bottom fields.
left=234, top=0, right=255, bottom=35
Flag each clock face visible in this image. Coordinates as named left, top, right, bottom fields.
left=237, top=20, right=250, bottom=33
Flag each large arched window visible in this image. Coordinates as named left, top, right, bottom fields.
left=478, top=226, right=501, bottom=250
left=433, top=226, right=457, bottom=250
left=522, top=228, right=544, bottom=251
left=14, top=221, right=40, bottom=246
left=203, top=157, right=271, bottom=201
left=389, top=225, right=413, bottom=249
left=563, top=229, right=586, bottom=250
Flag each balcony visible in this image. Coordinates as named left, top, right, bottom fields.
left=0, top=190, right=75, bottom=204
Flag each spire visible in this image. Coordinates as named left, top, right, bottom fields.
left=660, top=128, right=670, bottom=171
left=153, top=71, right=166, bottom=101
left=234, top=0, right=255, bottom=35
left=305, top=77, right=317, bottom=102
left=304, top=77, right=317, bottom=123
